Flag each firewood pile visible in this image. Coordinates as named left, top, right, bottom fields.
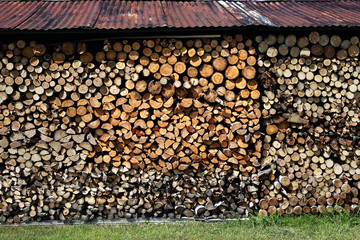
left=0, top=31, right=359, bottom=223
left=257, top=32, right=360, bottom=216
left=0, top=35, right=263, bottom=223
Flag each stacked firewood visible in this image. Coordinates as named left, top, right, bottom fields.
left=256, top=32, right=360, bottom=216
left=0, top=35, right=262, bottom=223
left=1, top=32, right=359, bottom=222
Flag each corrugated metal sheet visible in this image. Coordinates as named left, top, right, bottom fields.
left=0, top=1, right=44, bottom=29
left=220, top=0, right=360, bottom=27
left=161, top=1, right=240, bottom=28
left=94, top=1, right=167, bottom=29
left=17, top=0, right=102, bottom=30
left=1, top=0, right=360, bottom=31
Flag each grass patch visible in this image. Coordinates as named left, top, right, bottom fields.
left=1, top=213, right=360, bottom=240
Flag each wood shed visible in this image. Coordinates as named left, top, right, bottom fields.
left=0, top=0, right=360, bottom=223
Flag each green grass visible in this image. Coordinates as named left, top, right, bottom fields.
left=1, top=213, right=360, bottom=240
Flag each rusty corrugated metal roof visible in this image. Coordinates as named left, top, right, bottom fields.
left=219, top=0, right=360, bottom=28
left=1, top=0, right=360, bottom=31
left=94, top=0, right=240, bottom=29
left=94, top=1, right=167, bottom=29
left=17, top=0, right=102, bottom=30
left=0, top=1, right=44, bottom=29
left=161, top=1, right=240, bottom=28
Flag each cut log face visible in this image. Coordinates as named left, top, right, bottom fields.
left=213, top=57, right=228, bottom=71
